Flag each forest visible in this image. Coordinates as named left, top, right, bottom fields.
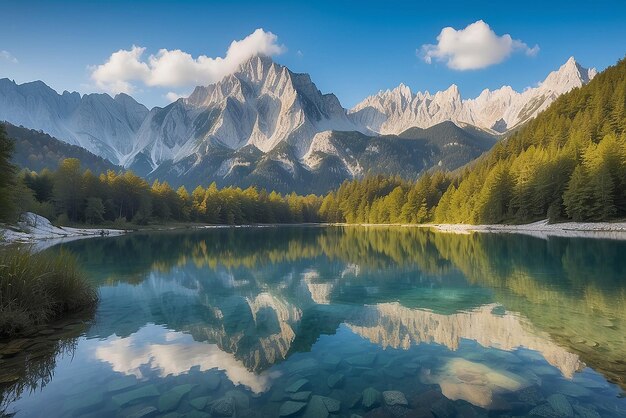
left=322, top=58, right=626, bottom=224
left=0, top=127, right=321, bottom=226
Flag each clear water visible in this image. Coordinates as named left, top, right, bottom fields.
left=1, top=226, right=625, bottom=417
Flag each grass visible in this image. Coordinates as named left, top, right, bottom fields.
left=0, top=246, right=98, bottom=337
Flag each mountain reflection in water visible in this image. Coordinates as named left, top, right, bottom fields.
left=2, top=226, right=624, bottom=417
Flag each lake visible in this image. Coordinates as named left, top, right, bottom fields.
left=1, top=226, right=625, bottom=417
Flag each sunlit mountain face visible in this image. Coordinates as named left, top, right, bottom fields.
left=1, top=227, right=625, bottom=416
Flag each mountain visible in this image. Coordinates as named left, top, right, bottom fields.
left=0, top=78, right=148, bottom=164
left=433, top=58, right=626, bottom=224
left=124, top=55, right=363, bottom=172
left=350, top=57, right=597, bottom=134
left=4, top=122, right=120, bottom=174
left=0, top=56, right=594, bottom=194
left=148, top=120, right=494, bottom=194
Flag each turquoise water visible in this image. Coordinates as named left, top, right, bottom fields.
left=1, top=226, right=625, bottom=417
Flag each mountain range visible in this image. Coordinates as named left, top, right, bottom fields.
left=0, top=56, right=595, bottom=193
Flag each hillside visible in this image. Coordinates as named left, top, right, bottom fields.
left=435, top=57, right=626, bottom=223
left=320, top=58, right=626, bottom=224
left=3, top=123, right=120, bottom=174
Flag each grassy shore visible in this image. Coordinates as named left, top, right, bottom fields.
left=0, top=246, right=97, bottom=337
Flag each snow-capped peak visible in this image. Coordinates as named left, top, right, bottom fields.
left=349, top=57, right=596, bottom=134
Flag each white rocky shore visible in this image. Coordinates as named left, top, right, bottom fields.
left=426, top=219, right=626, bottom=240
left=0, top=212, right=127, bottom=251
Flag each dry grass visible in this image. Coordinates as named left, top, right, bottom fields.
left=0, top=247, right=97, bottom=337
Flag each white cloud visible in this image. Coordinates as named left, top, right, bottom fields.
left=0, top=50, right=18, bottom=64
left=95, top=324, right=278, bottom=393
left=165, top=91, right=187, bottom=102
left=90, top=28, right=286, bottom=94
left=420, top=20, right=539, bottom=70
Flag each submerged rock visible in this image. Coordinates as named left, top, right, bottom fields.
left=528, top=403, right=560, bottom=417
left=573, top=404, right=601, bottom=418
left=106, top=376, right=138, bottom=392
left=362, top=387, right=381, bottom=409
left=327, top=372, right=345, bottom=389
left=189, top=396, right=211, bottom=410
left=291, top=391, right=312, bottom=401
left=158, top=384, right=195, bottom=412
left=127, top=406, right=158, bottom=418
left=279, top=400, right=307, bottom=416
left=383, top=390, right=408, bottom=406
left=320, top=395, right=341, bottom=413
left=225, top=390, right=250, bottom=409
left=211, top=397, right=235, bottom=417
left=547, top=394, right=573, bottom=416
left=112, top=384, right=160, bottom=407
left=347, top=353, right=377, bottom=367
left=285, top=378, right=310, bottom=393
left=205, top=373, right=221, bottom=391
left=303, top=395, right=329, bottom=418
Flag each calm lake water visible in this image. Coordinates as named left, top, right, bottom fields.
left=1, top=226, right=625, bottom=417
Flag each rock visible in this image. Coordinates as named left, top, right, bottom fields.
left=321, top=396, right=341, bottom=413
left=362, top=387, right=381, bottom=409
left=112, top=384, right=160, bottom=407
left=363, top=407, right=389, bottom=418
left=279, top=401, right=307, bottom=417
left=64, top=392, right=104, bottom=413
left=409, top=407, right=435, bottom=418
left=430, top=398, right=456, bottom=418
left=529, top=403, right=560, bottom=417
left=347, top=353, right=377, bottom=367
left=158, top=385, right=195, bottom=412
left=547, top=394, right=573, bottom=417
left=556, top=383, right=592, bottom=397
left=303, top=395, right=329, bottom=418
left=225, top=390, right=250, bottom=409
left=383, top=391, right=408, bottom=406
left=327, top=372, right=344, bottom=389
left=286, top=378, right=310, bottom=393
left=205, top=373, right=221, bottom=391
left=322, top=354, right=342, bottom=369
left=127, top=406, right=158, bottom=418
left=107, top=376, right=138, bottom=392
left=384, top=368, right=405, bottom=379
left=347, top=392, right=362, bottom=409
left=189, top=396, right=211, bottom=410
left=291, top=391, right=312, bottom=401
left=186, top=411, right=211, bottom=418
left=288, top=358, right=319, bottom=374
left=211, top=397, right=235, bottom=417
left=573, top=405, right=601, bottom=418
left=517, top=386, right=543, bottom=405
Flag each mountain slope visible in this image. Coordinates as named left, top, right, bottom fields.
left=4, top=122, right=120, bottom=174
left=149, top=121, right=494, bottom=194
left=0, top=79, right=148, bottom=164
left=350, top=57, right=597, bottom=135
left=434, top=58, right=626, bottom=223
left=126, top=55, right=364, bottom=171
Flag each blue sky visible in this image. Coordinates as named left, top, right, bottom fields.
left=1, top=0, right=625, bottom=108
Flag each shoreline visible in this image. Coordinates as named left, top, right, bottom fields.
left=328, top=220, right=626, bottom=240
left=4, top=214, right=626, bottom=249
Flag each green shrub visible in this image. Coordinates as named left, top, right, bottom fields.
left=0, top=247, right=97, bottom=337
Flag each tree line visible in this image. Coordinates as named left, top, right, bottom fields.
left=0, top=140, right=321, bottom=226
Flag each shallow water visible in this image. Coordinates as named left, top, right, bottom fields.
left=1, top=226, right=625, bottom=417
